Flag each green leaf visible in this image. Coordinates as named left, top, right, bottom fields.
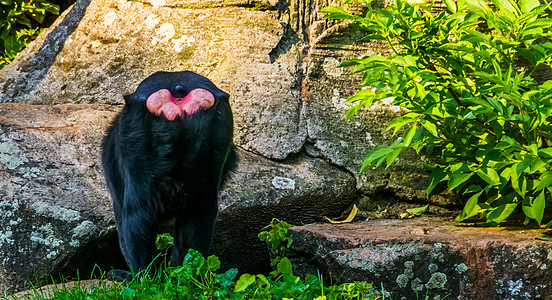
left=499, top=167, right=512, bottom=189
left=528, top=144, right=538, bottom=156
left=490, top=120, right=504, bottom=140
left=529, top=158, right=547, bottom=174
left=464, top=184, right=483, bottom=194
left=277, top=257, right=293, bottom=275
left=427, top=166, right=447, bottom=196
left=345, top=105, right=361, bottom=122
left=450, top=163, right=471, bottom=173
left=386, top=114, right=418, bottom=136
left=443, top=0, right=457, bottom=12
left=404, top=55, right=418, bottom=66
left=41, top=1, right=60, bottom=15
left=155, top=232, right=174, bottom=250
left=535, top=172, right=552, bottom=191
left=524, top=18, right=552, bottom=32
left=122, top=288, right=136, bottom=297
left=345, top=88, right=376, bottom=104
left=320, top=6, right=359, bottom=21
left=519, top=0, right=540, bottom=13
left=426, top=104, right=453, bottom=118
left=3, top=35, right=22, bottom=58
left=538, top=148, right=552, bottom=158
left=371, top=156, right=385, bottom=170
left=256, top=273, right=269, bottom=285
left=476, top=167, right=501, bottom=186
left=360, top=146, right=396, bottom=172
left=218, top=268, right=238, bottom=287
left=385, top=147, right=403, bottom=169
left=522, top=191, right=545, bottom=225
left=457, top=191, right=483, bottom=222
left=339, top=58, right=362, bottom=68
left=16, top=14, right=32, bottom=28
left=530, top=44, right=547, bottom=57
left=406, top=204, right=429, bottom=216
left=402, top=122, right=417, bottom=147
left=235, top=274, right=256, bottom=292
left=486, top=203, right=518, bottom=224
left=206, top=255, right=221, bottom=272
left=319, top=6, right=348, bottom=14
left=419, top=119, right=438, bottom=137
left=514, top=159, right=532, bottom=177
left=487, top=98, right=504, bottom=115
left=448, top=172, right=473, bottom=190
left=494, top=0, right=521, bottom=16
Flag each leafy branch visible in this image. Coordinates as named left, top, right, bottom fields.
left=322, top=0, right=552, bottom=226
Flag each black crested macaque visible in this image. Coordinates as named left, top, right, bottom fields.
left=101, top=71, right=237, bottom=280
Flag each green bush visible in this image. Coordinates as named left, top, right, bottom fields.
left=322, top=0, right=552, bottom=226
left=0, top=0, right=60, bottom=66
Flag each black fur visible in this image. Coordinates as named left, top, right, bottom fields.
left=101, top=71, right=237, bottom=277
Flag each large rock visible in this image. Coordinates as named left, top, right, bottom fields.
left=0, top=0, right=306, bottom=160
left=0, top=0, right=433, bottom=203
left=215, top=150, right=356, bottom=273
left=288, top=218, right=552, bottom=299
left=0, top=103, right=355, bottom=292
left=0, top=104, right=121, bottom=292
left=298, top=3, right=438, bottom=204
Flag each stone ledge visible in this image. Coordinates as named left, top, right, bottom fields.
left=288, top=218, right=552, bottom=299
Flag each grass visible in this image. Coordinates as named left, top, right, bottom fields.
left=4, top=260, right=381, bottom=300
left=7, top=278, right=122, bottom=300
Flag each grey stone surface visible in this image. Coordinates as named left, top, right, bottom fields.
left=301, top=19, right=438, bottom=204
left=289, top=218, right=552, bottom=300
left=0, top=104, right=120, bottom=292
left=0, top=0, right=306, bottom=160
left=215, top=149, right=356, bottom=273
